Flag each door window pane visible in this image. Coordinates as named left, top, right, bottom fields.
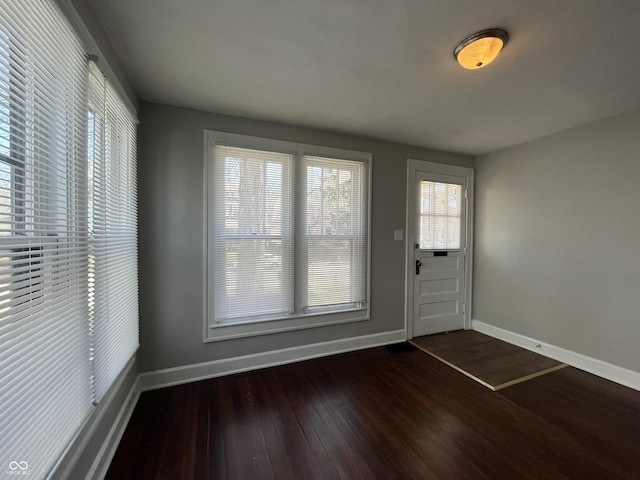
left=419, top=181, right=461, bottom=249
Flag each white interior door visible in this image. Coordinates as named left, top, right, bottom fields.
left=413, top=171, right=468, bottom=337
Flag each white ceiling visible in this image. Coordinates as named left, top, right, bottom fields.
left=87, top=0, right=640, bottom=155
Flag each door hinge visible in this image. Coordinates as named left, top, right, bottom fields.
left=463, top=303, right=466, bottom=315
left=464, top=189, right=468, bottom=200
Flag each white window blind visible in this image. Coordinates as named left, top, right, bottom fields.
left=208, top=133, right=370, bottom=335
left=0, top=1, right=92, bottom=478
left=304, top=156, right=367, bottom=311
left=214, top=145, right=294, bottom=322
left=418, top=181, right=462, bottom=249
left=88, top=62, right=139, bottom=402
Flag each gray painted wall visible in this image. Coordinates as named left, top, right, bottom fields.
left=474, top=108, right=640, bottom=372
left=62, top=0, right=139, bottom=109
left=138, top=102, right=472, bottom=372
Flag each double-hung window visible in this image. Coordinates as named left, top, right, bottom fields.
left=0, top=2, right=139, bottom=478
left=0, top=2, right=93, bottom=477
left=205, top=131, right=370, bottom=341
left=87, top=62, right=139, bottom=402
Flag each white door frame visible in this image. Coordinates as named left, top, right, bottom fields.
left=405, top=159, right=474, bottom=340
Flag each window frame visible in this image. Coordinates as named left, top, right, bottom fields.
left=301, top=155, right=367, bottom=314
left=86, top=61, right=140, bottom=402
left=213, top=145, right=295, bottom=323
left=204, top=130, right=371, bottom=342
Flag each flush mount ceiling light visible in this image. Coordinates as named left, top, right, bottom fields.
left=453, top=28, right=508, bottom=70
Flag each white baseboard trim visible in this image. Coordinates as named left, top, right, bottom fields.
left=90, top=377, right=141, bottom=480
left=472, top=319, right=640, bottom=392
left=63, top=329, right=405, bottom=479
left=51, top=357, right=141, bottom=480
left=138, top=329, right=407, bottom=392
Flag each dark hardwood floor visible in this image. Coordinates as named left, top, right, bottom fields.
left=411, top=330, right=566, bottom=390
left=105, top=345, right=640, bottom=479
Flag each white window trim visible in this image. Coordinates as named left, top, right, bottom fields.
left=203, top=130, right=372, bottom=342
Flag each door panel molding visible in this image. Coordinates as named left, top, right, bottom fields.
left=405, top=159, right=474, bottom=339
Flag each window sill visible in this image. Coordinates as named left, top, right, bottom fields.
left=204, top=309, right=369, bottom=343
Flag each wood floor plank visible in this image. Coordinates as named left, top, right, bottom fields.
left=500, top=367, right=640, bottom=478
left=411, top=330, right=566, bottom=389
left=105, top=346, right=640, bottom=479
left=308, top=356, right=440, bottom=479
left=299, top=361, right=389, bottom=478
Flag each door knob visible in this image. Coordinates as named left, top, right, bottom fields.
left=416, top=260, right=422, bottom=275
